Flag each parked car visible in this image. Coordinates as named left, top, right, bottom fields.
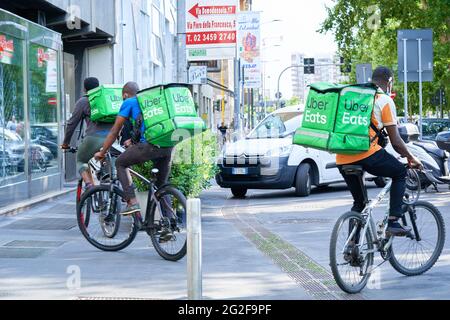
left=0, top=129, right=53, bottom=172
left=31, top=124, right=59, bottom=157
left=420, top=118, right=450, bottom=141
left=216, top=106, right=343, bottom=198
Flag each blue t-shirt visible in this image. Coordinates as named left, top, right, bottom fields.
left=118, top=97, right=146, bottom=143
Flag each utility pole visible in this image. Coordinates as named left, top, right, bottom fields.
left=177, top=0, right=188, bottom=83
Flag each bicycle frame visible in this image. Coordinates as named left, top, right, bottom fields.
left=127, top=167, right=159, bottom=226
left=343, top=179, right=394, bottom=257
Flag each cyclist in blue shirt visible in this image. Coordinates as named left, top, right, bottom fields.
left=94, top=82, right=174, bottom=216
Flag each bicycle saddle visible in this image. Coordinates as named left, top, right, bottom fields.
left=341, top=165, right=364, bottom=175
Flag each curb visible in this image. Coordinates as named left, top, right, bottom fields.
left=0, top=187, right=77, bottom=217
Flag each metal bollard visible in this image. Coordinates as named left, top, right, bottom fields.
left=187, top=198, right=202, bottom=300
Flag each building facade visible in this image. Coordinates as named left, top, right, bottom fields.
left=0, top=0, right=178, bottom=208
left=291, top=52, right=349, bottom=103
left=0, top=8, right=64, bottom=207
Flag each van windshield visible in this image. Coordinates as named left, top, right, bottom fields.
left=247, top=112, right=301, bottom=139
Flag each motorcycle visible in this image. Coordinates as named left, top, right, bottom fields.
left=399, top=123, right=450, bottom=191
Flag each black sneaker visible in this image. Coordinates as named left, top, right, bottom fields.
left=387, top=220, right=412, bottom=237
left=159, top=228, right=173, bottom=243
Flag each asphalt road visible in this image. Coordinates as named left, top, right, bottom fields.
left=0, top=182, right=449, bottom=300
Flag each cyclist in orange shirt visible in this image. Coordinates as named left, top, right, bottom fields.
left=336, top=66, right=422, bottom=236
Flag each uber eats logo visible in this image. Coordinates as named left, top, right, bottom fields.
left=305, top=97, right=328, bottom=125
left=143, top=96, right=164, bottom=118
left=173, top=93, right=195, bottom=114
left=342, top=99, right=370, bottom=126
left=110, top=95, right=122, bottom=103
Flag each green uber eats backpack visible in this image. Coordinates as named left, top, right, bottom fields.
left=136, top=83, right=206, bottom=147
left=293, top=82, right=378, bottom=154
left=87, top=85, right=124, bottom=123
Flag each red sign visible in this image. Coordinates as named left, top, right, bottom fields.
left=0, top=35, right=14, bottom=60
left=188, top=3, right=236, bottom=19
left=48, top=97, right=57, bottom=106
left=37, top=47, right=50, bottom=67
left=186, top=31, right=236, bottom=45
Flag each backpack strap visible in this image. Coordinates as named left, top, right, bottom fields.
left=130, top=114, right=144, bottom=144
left=370, top=122, right=388, bottom=146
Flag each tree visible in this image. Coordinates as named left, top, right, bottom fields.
left=320, top=0, right=450, bottom=116
left=287, top=96, right=300, bottom=106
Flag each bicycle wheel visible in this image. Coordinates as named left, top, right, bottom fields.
left=330, top=211, right=374, bottom=294
left=147, top=186, right=187, bottom=261
left=77, top=185, right=138, bottom=252
left=389, top=201, right=445, bottom=276
left=404, top=168, right=421, bottom=205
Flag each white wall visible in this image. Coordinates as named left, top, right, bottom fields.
left=107, top=0, right=177, bottom=89
left=86, top=45, right=114, bottom=84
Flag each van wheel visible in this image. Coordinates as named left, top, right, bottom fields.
left=231, top=187, right=247, bottom=198
left=295, top=163, right=312, bottom=197
left=374, top=177, right=388, bottom=188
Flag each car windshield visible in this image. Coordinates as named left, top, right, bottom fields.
left=247, top=112, right=301, bottom=139
left=421, top=119, right=450, bottom=140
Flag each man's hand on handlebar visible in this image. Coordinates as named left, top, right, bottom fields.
left=60, top=143, right=70, bottom=150
left=94, top=151, right=105, bottom=161
left=407, top=154, right=424, bottom=170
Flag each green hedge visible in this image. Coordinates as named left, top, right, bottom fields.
left=133, top=130, right=219, bottom=197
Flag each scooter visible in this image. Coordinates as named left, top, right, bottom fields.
left=399, top=123, right=450, bottom=191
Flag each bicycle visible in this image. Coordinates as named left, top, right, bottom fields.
left=330, top=165, right=445, bottom=294
left=30, top=147, right=47, bottom=173
left=76, top=149, right=187, bottom=262
left=65, top=144, right=123, bottom=238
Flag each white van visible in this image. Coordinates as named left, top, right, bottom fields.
left=216, top=105, right=384, bottom=198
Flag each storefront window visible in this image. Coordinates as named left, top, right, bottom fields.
left=28, top=43, right=59, bottom=179
left=0, top=32, right=26, bottom=187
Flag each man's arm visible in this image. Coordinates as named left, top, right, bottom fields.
left=385, top=125, right=422, bottom=169
left=94, top=116, right=127, bottom=160
left=61, top=98, right=87, bottom=147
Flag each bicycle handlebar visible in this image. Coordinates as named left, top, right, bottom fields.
left=62, top=147, right=78, bottom=154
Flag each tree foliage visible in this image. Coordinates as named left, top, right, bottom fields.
left=320, top=0, right=450, bottom=116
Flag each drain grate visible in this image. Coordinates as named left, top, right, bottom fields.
left=3, top=240, right=66, bottom=248
left=3, top=218, right=76, bottom=230
left=0, top=247, right=48, bottom=258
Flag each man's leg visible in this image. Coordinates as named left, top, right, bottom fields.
left=361, top=149, right=407, bottom=217
left=338, top=166, right=367, bottom=213
left=115, top=144, right=152, bottom=209
left=361, top=149, right=409, bottom=235
left=77, top=136, right=104, bottom=187
left=151, top=148, right=175, bottom=219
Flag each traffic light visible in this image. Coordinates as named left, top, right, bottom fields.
left=304, top=58, right=315, bottom=74
left=214, top=100, right=221, bottom=112
left=340, top=57, right=352, bottom=73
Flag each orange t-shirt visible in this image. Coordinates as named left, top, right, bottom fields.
left=336, top=91, right=398, bottom=165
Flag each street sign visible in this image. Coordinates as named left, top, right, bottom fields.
left=397, top=29, right=434, bottom=136
left=304, top=58, right=314, bottom=74
left=356, top=63, right=373, bottom=84
left=275, top=92, right=282, bottom=99
left=188, top=65, right=208, bottom=84
left=397, top=29, right=434, bottom=83
left=186, top=0, right=238, bottom=61
left=237, top=11, right=261, bottom=89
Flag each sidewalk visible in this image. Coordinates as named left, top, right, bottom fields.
left=0, top=186, right=309, bottom=300
left=0, top=186, right=76, bottom=217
